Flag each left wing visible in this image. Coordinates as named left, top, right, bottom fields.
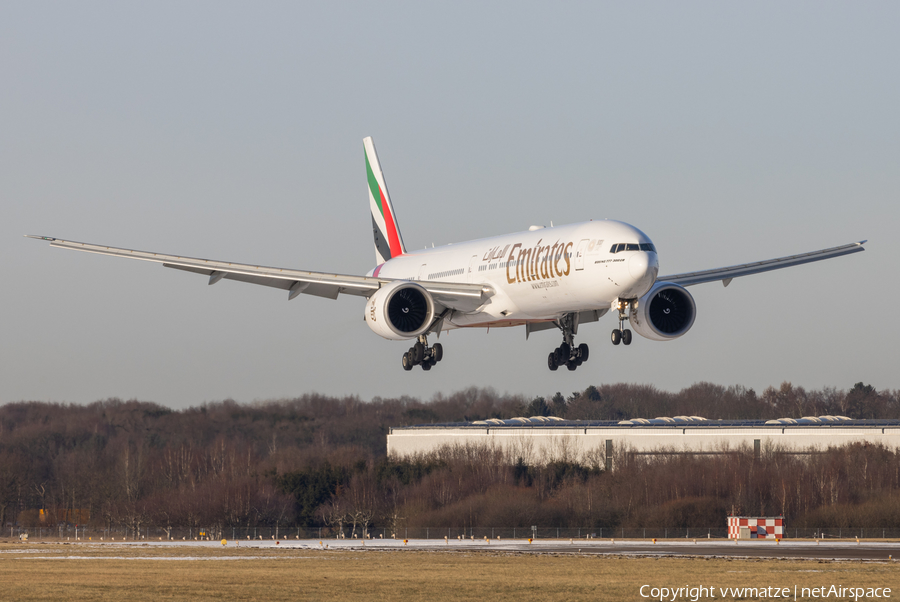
left=658, top=241, right=866, bottom=287
left=26, top=236, right=492, bottom=311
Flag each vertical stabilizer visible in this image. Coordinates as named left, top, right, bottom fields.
left=365, top=137, right=406, bottom=265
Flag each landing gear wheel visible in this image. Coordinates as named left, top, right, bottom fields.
left=552, top=313, right=584, bottom=371
left=622, top=329, right=632, bottom=346
left=611, top=329, right=622, bottom=345
left=402, top=335, right=443, bottom=372
left=578, top=343, right=589, bottom=362
left=548, top=352, right=558, bottom=371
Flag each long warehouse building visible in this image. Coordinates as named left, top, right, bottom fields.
left=387, top=416, right=900, bottom=469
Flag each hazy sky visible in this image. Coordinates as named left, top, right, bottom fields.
left=2, top=2, right=897, bottom=408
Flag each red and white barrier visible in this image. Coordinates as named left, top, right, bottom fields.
left=728, top=516, right=784, bottom=539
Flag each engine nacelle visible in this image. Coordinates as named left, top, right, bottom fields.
left=365, top=281, right=436, bottom=340
left=629, top=282, right=696, bottom=341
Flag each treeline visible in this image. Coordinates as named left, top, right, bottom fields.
left=0, top=382, right=898, bottom=535
left=525, top=381, right=900, bottom=422
left=283, top=441, right=900, bottom=536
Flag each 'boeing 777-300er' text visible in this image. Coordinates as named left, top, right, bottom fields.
left=29, top=137, right=866, bottom=372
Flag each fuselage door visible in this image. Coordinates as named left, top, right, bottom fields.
left=467, top=255, right=479, bottom=283
left=574, top=239, right=589, bottom=271
left=417, top=264, right=428, bottom=280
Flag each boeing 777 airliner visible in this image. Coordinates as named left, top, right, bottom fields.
left=29, top=137, right=866, bottom=372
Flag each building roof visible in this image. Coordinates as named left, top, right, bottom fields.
left=393, top=415, right=900, bottom=430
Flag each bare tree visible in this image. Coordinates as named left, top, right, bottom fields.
left=317, top=493, right=347, bottom=539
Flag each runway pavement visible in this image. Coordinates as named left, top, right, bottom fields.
left=101, top=537, right=899, bottom=561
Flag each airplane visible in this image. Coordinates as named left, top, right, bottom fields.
left=28, top=137, right=866, bottom=372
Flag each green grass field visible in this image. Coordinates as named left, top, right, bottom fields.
left=0, top=543, right=896, bottom=601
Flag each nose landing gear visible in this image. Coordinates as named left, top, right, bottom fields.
left=611, top=299, right=634, bottom=346
left=547, top=313, right=590, bottom=371
left=402, top=335, right=443, bottom=371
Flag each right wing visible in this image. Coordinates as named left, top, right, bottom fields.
left=26, top=236, right=492, bottom=312
left=658, top=241, right=866, bottom=287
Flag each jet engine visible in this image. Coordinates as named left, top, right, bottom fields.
left=365, top=280, right=436, bottom=340
left=629, top=282, right=696, bottom=341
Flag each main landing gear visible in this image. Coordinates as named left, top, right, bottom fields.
left=611, top=298, right=633, bottom=346
left=547, top=313, right=589, bottom=371
left=401, top=335, right=444, bottom=371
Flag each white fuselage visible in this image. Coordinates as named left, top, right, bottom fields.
left=368, top=220, right=659, bottom=329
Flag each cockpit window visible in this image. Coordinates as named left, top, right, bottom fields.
left=609, top=242, right=657, bottom=254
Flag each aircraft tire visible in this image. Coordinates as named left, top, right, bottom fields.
left=578, top=343, right=589, bottom=362
left=422, top=360, right=432, bottom=371
left=548, top=353, right=558, bottom=371
left=622, top=329, right=632, bottom=345
left=402, top=353, right=413, bottom=371
left=558, top=342, right=571, bottom=362
left=433, top=343, right=443, bottom=362
left=611, top=329, right=621, bottom=345
left=566, top=361, right=577, bottom=371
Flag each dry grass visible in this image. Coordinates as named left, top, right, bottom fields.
left=0, top=543, right=896, bottom=601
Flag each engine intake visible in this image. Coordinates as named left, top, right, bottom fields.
left=365, top=281, right=435, bottom=340
left=629, top=282, right=696, bottom=341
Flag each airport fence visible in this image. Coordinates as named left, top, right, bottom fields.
left=367, top=527, right=900, bottom=541
left=7, top=525, right=900, bottom=542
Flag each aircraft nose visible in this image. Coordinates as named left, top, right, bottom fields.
left=628, top=252, right=659, bottom=291
left=628, top=252, right=649, bottom=280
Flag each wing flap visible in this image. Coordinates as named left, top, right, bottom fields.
left=658, top=241, right=866, bottom=287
